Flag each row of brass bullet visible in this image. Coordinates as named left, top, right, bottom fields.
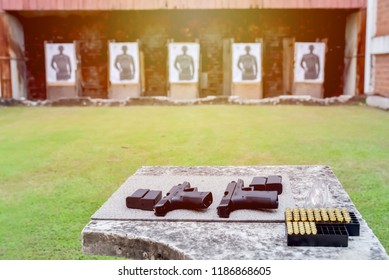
left=285, top=207, right=351, bottom=223
left=286, top=221, right=317, bottom=235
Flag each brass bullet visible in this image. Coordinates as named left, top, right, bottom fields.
left=287, top=222, right=293, bottom=235
left=299, top=221, right=305, bottom=235
left=300, top=208, right=307, bottom=222
left=341, top=208, right=351, bottom=223
left=293, top=208, right=300, bottom=222
left=293, top=221, right=299, bottom=235
left=310, top=222, right=317, bottom=235
left=304, top=221, right=311, bottom=235
left=285, top=208, right=293, bottom=222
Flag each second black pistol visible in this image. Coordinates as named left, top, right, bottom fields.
left=217, top=179, right=279, bottom=218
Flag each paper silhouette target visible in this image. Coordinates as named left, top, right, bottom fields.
left=45, top=43, right=76, bottom=84
left=294, top=42, right=325, bottom=83
left=232, top=43, right=262, bottom=83
left=168, top=43, right=199, bottom=83
left=109, top=42, right=140, bottom=84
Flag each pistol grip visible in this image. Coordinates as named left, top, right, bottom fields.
left=217, top=181, right=237, bottom=218
left=154, top=199, right=171, bottom=216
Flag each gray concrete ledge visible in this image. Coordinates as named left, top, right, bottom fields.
left=82, top=219, right=388, bottom=260
left=82, top=166, right=388, bottom=260
left=366, top=95, right=389, bottom=110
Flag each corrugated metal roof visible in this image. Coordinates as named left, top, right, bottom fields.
left=0, top=0, right=366, bottom=11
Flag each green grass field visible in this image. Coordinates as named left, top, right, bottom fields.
left=0, top=105, right=388, bottom=259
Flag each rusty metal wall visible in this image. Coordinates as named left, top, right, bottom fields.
left=0, top=12, right=10, bottom=98
left=0, top=0, right=366, bottom=10
left=0, top=12, right=26, bottom=99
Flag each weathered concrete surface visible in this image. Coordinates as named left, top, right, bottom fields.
left=366, top=95, right=389, bottom=110
left=82, top=219, right=387, bottom=260
left=91, top=174, right=295, bottom=222
left=82, top=166, right=388, bottom=260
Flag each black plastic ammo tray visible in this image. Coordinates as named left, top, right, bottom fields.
left=285, top=208, right=360, bottom=247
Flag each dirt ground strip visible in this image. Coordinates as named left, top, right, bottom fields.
left=0, top=95, right=367, bottom=107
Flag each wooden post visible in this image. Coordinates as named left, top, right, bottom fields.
left=282, top=38, right=294, bottom=94
left=223, top=38, right=233, bottom=96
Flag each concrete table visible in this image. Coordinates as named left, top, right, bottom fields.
left=82, top=166, right=388, bottom=260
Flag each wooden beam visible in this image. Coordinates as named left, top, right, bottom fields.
left=0, top=0, right=366, bottom=11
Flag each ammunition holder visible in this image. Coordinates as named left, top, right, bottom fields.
left=126, top=189, right=162, bottom=211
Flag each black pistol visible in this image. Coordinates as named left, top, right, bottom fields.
left=154, top=182, right=213, bottom=216
left=217, top=179, right=279, bottom=218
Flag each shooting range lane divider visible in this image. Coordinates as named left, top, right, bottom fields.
left=91, top=174, right=296, bottom=222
